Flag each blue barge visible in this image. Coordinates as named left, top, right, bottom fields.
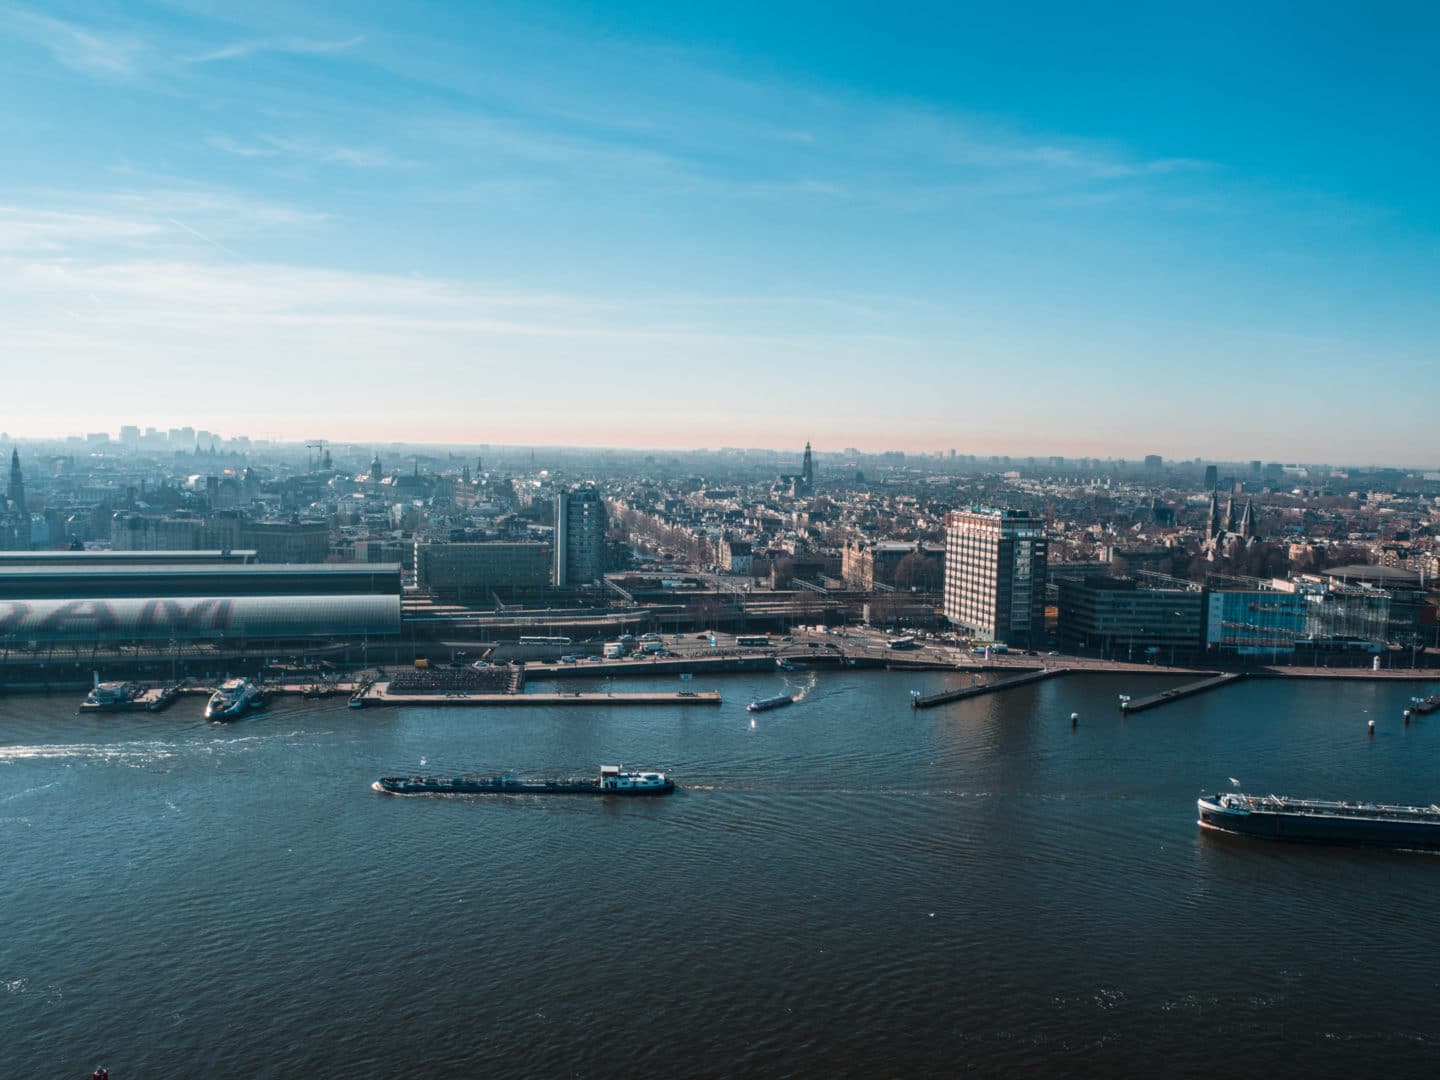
left=1198, top=791, right=1440, bottom=850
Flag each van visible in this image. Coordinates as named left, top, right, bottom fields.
left=414, top=659, right=430, bottom=669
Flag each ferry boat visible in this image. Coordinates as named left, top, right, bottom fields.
left=372, top=765, right=674, bottom=796
left=205, top=677, right=265, bottom=721
left=1198, top=790, right=1440, bottom=849
left=746, top=693, right=795, bottom=713
left=81, top=680, right=142, bottom=712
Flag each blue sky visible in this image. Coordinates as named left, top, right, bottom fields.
left=3, top=1, right=1437, bottom=462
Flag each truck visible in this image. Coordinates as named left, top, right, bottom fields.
left=603, top=641, right=627, bottom=659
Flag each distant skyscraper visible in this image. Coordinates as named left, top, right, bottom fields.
left=943, top=508, right=1047, bottom=648
left=1203, top=464, right=1218, bottom=490
left=1144, top=454, right=1163, bottom=471
left=554, top=485, right=607, bottom=586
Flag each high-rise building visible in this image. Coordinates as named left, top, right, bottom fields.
left=554, top=485, right=607, bottom=586
left=943, top=508, right=1047, bottom=647
left=1203, top=464, right=1218, bottom=490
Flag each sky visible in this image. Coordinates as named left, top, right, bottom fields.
left=2, top=1, right=1437, bottom=464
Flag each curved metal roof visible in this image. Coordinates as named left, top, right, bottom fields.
left=0, top=594, right=401, bottom=643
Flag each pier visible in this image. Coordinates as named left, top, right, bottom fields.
left=1120, top=672, right=1242, bottom=714
left=357, top=683, right=721, bottom=708
left=911, top=667, right=1068, bottom=710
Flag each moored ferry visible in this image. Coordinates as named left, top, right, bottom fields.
left=1198, top=790, right=1440, bottom=849
left=373, top=764, right=675, bottom=796
left=81, top=680, right=142, bottom=712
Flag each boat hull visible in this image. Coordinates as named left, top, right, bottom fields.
left=1198, top=795, right=1440, bottom=850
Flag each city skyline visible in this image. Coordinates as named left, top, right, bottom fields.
left=4, top=3, right=1438, bottom=461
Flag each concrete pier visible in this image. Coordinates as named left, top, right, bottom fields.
left=358, top=683, right=721, bottom=708
left=1120, top=673, right=1242, bottom=714
left=911, top=667, right=1067, bottom=710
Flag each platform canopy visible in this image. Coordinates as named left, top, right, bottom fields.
left=0, top=595, right=402, bottom=643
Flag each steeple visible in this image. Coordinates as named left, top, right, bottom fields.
left=1206, top=491, right=1221, bottom=539
left=800, top=441, right=813, bottom=492
left=1238, top=498, right=1257, bottom=539
left=7, top=448, right=24, bottom=509
left=1223, top=495, right=1238, bottom=533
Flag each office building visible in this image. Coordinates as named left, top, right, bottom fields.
left=943, top=508, right=1047, bottom=647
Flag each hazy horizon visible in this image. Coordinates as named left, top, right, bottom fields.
left=4, top=3, right=1437, bottom=462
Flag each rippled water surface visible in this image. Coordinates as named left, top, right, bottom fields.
left=5, top=670, right=1440, bottom=1077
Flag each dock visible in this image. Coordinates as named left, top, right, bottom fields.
left=911, top=667, right=1067, bottom=710
left=357, top=684, right=721, bottom=708
left=1120, top=672, right=1241, bottom=714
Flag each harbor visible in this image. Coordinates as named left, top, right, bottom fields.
left=8, top=667, right=1440, bottom=1078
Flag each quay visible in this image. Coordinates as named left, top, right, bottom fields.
left=356, top=683, right=721, bottom=708
left=1120, top=672, right=1240, bottom=713
left=911, top=667, right=1068, bottom=710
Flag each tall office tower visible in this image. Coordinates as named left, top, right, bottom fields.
left=1203, top=464, right=1218, bottom=490
left=554, top=485, right=607, bottom=586
left=943, top=508, right=1048, bottom=648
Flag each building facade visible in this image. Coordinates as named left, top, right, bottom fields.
left=554, top=486, right=607, bottom=586
left=943, top=508, right=1047, bottom=647
left=415, top=540, right=550, bottom=602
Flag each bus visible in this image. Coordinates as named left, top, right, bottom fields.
left=519, top=636, right=571, bottom=646
left=888, top=637, right=919, bottom=650
left=735, top=635, right=773, bottom=647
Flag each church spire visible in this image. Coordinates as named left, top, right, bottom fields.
left=1239, top=498, right=1257, bottom=539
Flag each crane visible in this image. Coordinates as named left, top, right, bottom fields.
left=306, top=440, right=329, bottom=472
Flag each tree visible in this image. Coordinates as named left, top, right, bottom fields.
left=894, top=552, right=942, bottom=592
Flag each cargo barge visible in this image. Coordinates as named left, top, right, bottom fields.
left=1198, top=790, right=1440, bottom=849
left=746, top=693, right=795, bottom=713
left=373, top=764, right=674, bottom=796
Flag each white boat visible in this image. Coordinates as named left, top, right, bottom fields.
left=81, top=680, right=141, bottom=711
left=205, top=677, right=264, bottom=721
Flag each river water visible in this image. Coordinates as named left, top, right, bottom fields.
left=4, top=668, right=1440, bottom=1077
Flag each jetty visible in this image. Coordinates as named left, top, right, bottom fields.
left=1120, top=672, right=1241, bottom=714
left=356, top=683, right=721, bottom=708
left=911, top=667, right=1067, bottom=710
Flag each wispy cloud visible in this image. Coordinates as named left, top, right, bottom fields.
left=184, top=34, right=364, bottom=65
left=9, top=8, right=144, bottom=78
left=207, top=133, right=409, bottom=168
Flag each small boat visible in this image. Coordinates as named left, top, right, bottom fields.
left=746, top=693, right=795, bottom=713
left=373, top=765, right=675, bottom=796
left=1198, top=790, right=1440, bottom=850
left=205, top=677, right=265, bottom=721
left=775, top=659, right=796, bottom=671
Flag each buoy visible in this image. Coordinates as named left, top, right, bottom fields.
left=1070, top=712, right=1079, bottom=726
left=1404, top=709, right=1412, bottom=724
left=1368, top=718, right=1375, bottom=734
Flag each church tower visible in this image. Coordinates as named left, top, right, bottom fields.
left=1206, top=491, right=1221, bottom=539
left=1238, top=498, right=1258, bottom=539
left=7, top=448, right=24, bottom=509
left=800, top=441, right=813, bottom=494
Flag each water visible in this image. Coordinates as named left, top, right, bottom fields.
left=5, top=669, right=1440, bottom=1077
